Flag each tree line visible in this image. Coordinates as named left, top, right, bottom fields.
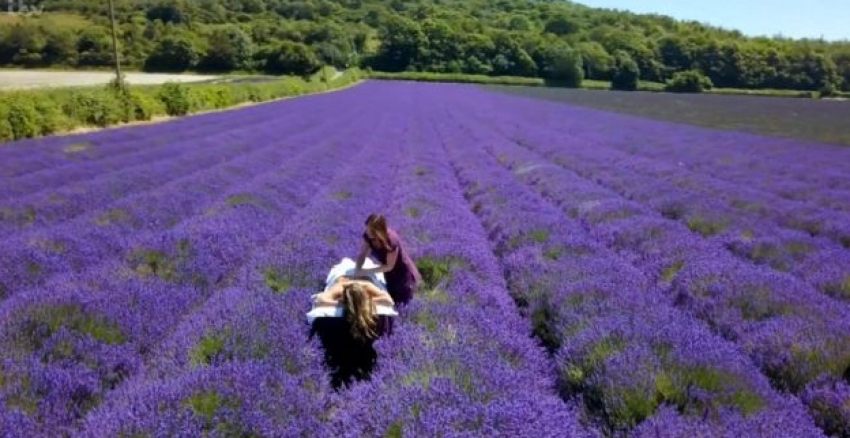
left=1, top=0, right=849, bottom=91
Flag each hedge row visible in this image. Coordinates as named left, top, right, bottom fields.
left=367, top=71, right=545, bottom=86
left=0, top=69, right=362, bottom=143
left=369, top=71, right=850, bottom=99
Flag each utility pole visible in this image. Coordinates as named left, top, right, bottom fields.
left=107, top=0, right=124, bottom=91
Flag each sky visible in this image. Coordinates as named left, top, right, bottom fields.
left=575, top=0, right=850, bottom=41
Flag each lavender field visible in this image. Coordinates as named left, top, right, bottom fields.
left=1, top=80, right=849, bottom=438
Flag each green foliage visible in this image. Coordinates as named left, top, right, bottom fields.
left=665, top=69, right=714, bottom=93
left=146, top=0, right=190, bottom=24
left=577, top=42, right=615, bottom=81
left=1, top=0, right=848, bottom=94
left=4, top=94, right=41, bottom=139
left=610, top=50, right=640, bottom=91
left=0, top=92, right=69, bottom=140
left=544, top=15, right=580, bottom=37
left=540, top=44, right=584, bottom=87
left=369, top=71, right=543, bottom=86
left=260, top=41, right=321, bottom=76
left=64, top=90, right=125, bottom=127
left=415, top=255, right=469, bottom=291
left=190, top=330, right=229, bottom=366
left=75, top=27, right=114, bottom=67
left=157, top=82, right=193, bottom=116
left=369, top=15, right=426, bottom=72
left=123, top=88, right=164, bottom=122
left=17, top=303, right=126, bottom=352
left=144, top=36, right=199, bottom=72
left=198, top=26, right=254, bottom=72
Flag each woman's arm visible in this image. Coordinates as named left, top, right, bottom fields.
left=312, top=284, right=343, bottom=306
left=355, top=247, right=398, bottom=275
left=354, top=239, right=370, bottom=271
left=361, top=282, right=395, bottom=306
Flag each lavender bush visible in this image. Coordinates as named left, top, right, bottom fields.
left=430, top=102, right=825, bottom=436
left=2, top=80, right=849, bottom=437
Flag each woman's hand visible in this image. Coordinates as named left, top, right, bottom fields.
left=349, top=269, right=366, bottom=278
left=312, top=291, right=341, bottom=306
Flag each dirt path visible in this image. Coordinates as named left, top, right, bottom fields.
left=0, top=70, right=219, bottom=90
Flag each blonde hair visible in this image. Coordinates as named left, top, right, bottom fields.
left=342, top=283, right=378, bottom=342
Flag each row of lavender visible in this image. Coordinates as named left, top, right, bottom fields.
left=1, top=82, right=597, bottom=437
left=0, top=85, right=383, bottom=435
left=0, top=92, right=315, bottom=179
left=0, top=106, right=304, bottom=203
left=70, top=90, right=407, bottom=436
left=469, top=95, right=850, bottom=301
left=456, top=87, right=850, bottom=436
left=321, top=99, right=595, bottom=437
left=0, top=93, right=351, bottom=234
left=489, top=92, right=850, bottom=213
left=429, top=94, right=825, bottom=437
left=72, top=84, right=598, bottom=437
left=0, top=97, right=370, bottom=299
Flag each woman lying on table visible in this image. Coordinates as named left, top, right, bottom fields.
left=312, top=276, right=395, bottom=342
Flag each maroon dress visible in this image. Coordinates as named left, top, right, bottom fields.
left=364, top=228, right=420, bottom=305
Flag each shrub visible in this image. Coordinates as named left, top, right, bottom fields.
left=32, top=95, right=69, bottom=135
left=540, top=45, right=584, bottom=88
left=0, top=93, right=69, bottom=141
left=819, top=82, right=838, bottom=98
left=0, top=102, right=13, bottom=142
left=158, top=82, right=193, bottom=116
left=610, top=50, right=639, bottom=91
left=5, top=94, right=41, bottom=139
left=64, top=90, right=125, bottom=127
left=665, top=70, right=714, bottom=93
left=0, top=68, right=363, bottom=143
left=125, top=89, right=165, bottom=122
left=261, top=41, right=321, bottom=77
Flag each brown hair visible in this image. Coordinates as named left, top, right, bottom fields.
left=342, top=283, right=378, bottom=343
left=365, top=213, right=391, bottom=251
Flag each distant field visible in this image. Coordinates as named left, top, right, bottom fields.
left=491, top=85, right=850, bottom=147
left=0, top=70, right=221, bottom=90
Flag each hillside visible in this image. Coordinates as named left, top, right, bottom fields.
left=1, top=0, right=849, bottom=91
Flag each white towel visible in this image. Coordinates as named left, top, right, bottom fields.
left=306, top=304, right=398, bottom=325
left=324, top=257, right=387, bottom=291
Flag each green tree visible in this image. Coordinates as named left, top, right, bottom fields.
left=665, top=69, right=713, bottom=92
left=315, top=42, right=347, bottom=68
left=544, top=15, right=580, bottom=36
left=146, top=0, right=190, bottom=24
left=491, top=32, right=537, bottom=77
left=658, top=35, right=696, bottom=73
left=610, top=50, right=639, bottom=91
left=694, top=40, right=743, bottom=88
left=422, top=19, right=462, bottom=72
left=77, top=28, right=114, bottom=67
left=0, top=24, right=44, bottom=67
left=576, top=41, right=614, bottom=80
left=144, top=36, right=199, bottom=72
left=507, top=15, right=531, bottom=32
left=540, top=44, right=584, bottom=87
left=832, top=49, right=850, bottom=91
left=5, top=0, right=850, bottom=89
left=42, top=29, right=78, bottom=66
left=261, top=41, right=320, bottom=76
left=371, top=15, right=426, bottom=72
left=198, top=26, right=254, bottom=72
